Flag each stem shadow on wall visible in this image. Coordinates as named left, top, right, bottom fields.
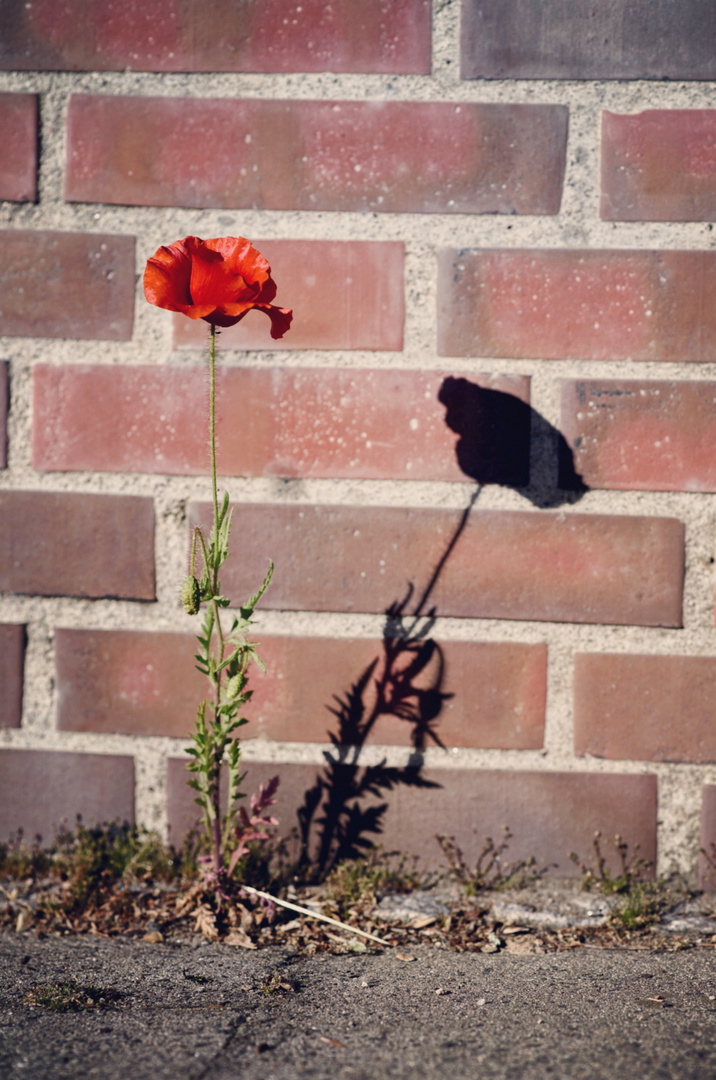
left=290, top=378, right=588, bottom=880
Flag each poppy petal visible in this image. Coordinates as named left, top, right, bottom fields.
left=143, top=240, right=193, bottom=310
left=187, top=244, right=244, bottom=308
left=207, top=236, right=272, bottom=286
left=257, top=304, right=294, bottom=340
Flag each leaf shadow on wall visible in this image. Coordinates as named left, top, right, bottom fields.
left=438, top=376, right=588, bottom=507
left=294, top=493, right=483, bottom=881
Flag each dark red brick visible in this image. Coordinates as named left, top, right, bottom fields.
left=0, top=749, right=134, bottom=844
left=167, top=758, right=657, bottom=877
left=0, top=231, right=134, bottom=340
left=699, top=786, right=716, bottom=892
left=0, top=491, right=154, bottom=600
left=0, top=624, right=24, bottom=729
left=575, top=653, right=716, bottom=763
left=602, top=111, right=716, bottom=222
left=438, top=249, right=716, bottom=363
left=56, top=628, right=546, bottom=751
left=0, top=361, right=7, bottom=468
left=461, top=0, right=716, bottom=80
left=188, top=503, right=684, bottom=628
left=174, top=240, right=404, bottom=352
left=0, top=93, right=37, bottom=202
left=0, top=0, right=431, bottom=74
left=34, top=364, right=530, bottom=484
left=561, top=379, right=716, bottom=493
left=65, top=96, right=567, bottom=215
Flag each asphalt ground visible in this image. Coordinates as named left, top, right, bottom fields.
left=2, top=933, right=716, bottom=1080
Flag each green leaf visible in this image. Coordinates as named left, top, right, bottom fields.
left=240, top=560, right=274, bottom=618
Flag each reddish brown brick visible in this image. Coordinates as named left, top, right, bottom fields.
left=575, top=653, right=716, bottom=763
left=188, top=503, right=684, bottom=628
left=34, top=364, right=529, bottom=484
left=167, top=758, right=657, bottom=877
left=56, top=628, right=546, bottom=751
left=0, top=0, right=431, bottom=74
left=438, top=249, right=716, bottom=363
left=174, top=240, right=404, bottom=352
left=0, top=231, right=134, bottom=340
left=0, top=749, right=134, bottom=844
left=66, top=96, right=567, bottom=215
left=602, top=110, right=716, bottom=222
left=0, top=93, right=36, bottom=202
left=699, top=786, right=716, bottom=892
left=0, top=624, right=24, bottom=729
left=561, top=379, right=716, bottom=493
left=461, top=0, right=716, bottom=80
left=0, top=361, right=7, bottom=468
left=0, top=491, right=154, bottom=600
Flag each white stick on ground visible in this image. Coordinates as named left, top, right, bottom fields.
left=241, top=884, right=390, bottom=946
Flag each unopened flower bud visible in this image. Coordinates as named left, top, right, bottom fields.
left=226, top=674, right=243, bottom=701
left=181, top=575, right=201, bottom=616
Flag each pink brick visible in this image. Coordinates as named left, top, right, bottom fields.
left=167, top=758, right=657, bottom=877
left=561, top=380, right=716, bottom=492
left=0, top=491, right=154, bottom=600
left=56, top=628, right=547, bottom=751
left=0, top=231, right=134, bottom=340
left=0, top=749, right=134, bottom=844
left=0, top=361, right=7, bottom=468
left=0, top=624, right=24, bottom=729
left=188, top=503, right=684, bottom=628
left=66, top=95, right=567, bottom=215
left=0, top=0, right=431, bottom=74
left=575, top=653, right=716, bottom=763
left=438, top=249, right=716, bottom=363
left=602, top=110, right=716, bottom=222
left=34, top=364, right=530, bottom=485
left=173, top=240, right=404, bottom=352
left=699, top=786, right=716, bottom=892
left=0, top=93, right=37, bottom=201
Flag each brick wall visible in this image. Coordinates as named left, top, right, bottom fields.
left=1, top=0, right=715, bottom=883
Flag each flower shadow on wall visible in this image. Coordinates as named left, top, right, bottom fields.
left=291, top=381, right=588, bottom=881
left=438, top=376, right=589, bottom=508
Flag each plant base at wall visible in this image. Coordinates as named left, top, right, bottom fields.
left=1, top=821, right=714, bottom=954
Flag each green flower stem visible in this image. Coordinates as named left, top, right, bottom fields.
left=209, top=323, right=219, bottom=571
left=209, top=321, right=225, bottom=879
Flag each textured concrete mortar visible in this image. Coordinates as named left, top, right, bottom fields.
left=0, top=1, right=715, bottom=873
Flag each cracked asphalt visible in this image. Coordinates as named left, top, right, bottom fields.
left=2, top=933, right=716, bottom=1079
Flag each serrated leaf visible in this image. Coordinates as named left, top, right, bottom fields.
left=241, top=560, right=274, bottom=617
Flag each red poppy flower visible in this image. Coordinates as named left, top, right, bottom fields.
left=143, top=235, right=293, bottom=337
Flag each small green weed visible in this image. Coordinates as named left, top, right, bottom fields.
left=569, top=831, right=664, bottom=931
left=325, top=848, right=429, bottom=916
left=22, top=980, right=119, bottom=1012
left=569, top=831, right=653, bottom=896
left=1, top=817, right=199, bottom=927
left=49, top=819, right=182, bottom=915
left=436, top=828, right=547, bottom=896
left=0, top=831, right=53, bottom=880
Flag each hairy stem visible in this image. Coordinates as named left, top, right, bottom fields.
left=209, top=321, right=223, bottom=879
left=209, top=321, right=219, bottom=590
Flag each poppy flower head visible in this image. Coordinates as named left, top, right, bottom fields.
left=143, top=235, right=292, bottom=338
